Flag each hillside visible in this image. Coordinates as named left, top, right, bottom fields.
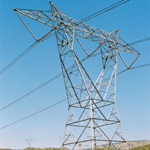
left=127, top=140, right=150, bottom=149
left=130, top=144, right=150, bottom=150
left=98, top=140, right=150, bottom=149
left=0, top=140, right=150, bottom=150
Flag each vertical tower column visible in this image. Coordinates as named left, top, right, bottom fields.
left=55, top=25, right=128, bottom=149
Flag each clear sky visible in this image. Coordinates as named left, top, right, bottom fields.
left=0, top=0, right=150, bottom=149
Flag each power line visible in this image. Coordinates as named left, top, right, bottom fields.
left=0, top=0, right=131, bottom=76
left=129, top=37, right=150, bottom=45
left=0, top=0, right=148, bottom=131
left=0, top=3, right=50, bottom=52
left=80, top=0, right=130, bottom=22
left=117, top=64, right=150, bottom=75
left=1, top=34, right=148, bottom=77
left=0, top=27, right=25, bottom=52
left=45, top=0, right=130, bottom=38
left=1, top=0, right=129, bottom=52
left=0, top=98, right=67, bottom=130
left=0, top=32, right=55, bottom=76
left=0, top=63, right=149, bottom=130
left=0, top=72, right=62, bottom=111
left=0, top=41, right=38, bottom=76
left=120, top=37, right=150, bottom=49
left=0, top=36, right=149, bottom=112
left=0, top=0, right=148, bottom=118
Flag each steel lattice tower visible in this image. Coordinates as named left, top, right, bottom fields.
left=14, top=2, right=140, bottom=150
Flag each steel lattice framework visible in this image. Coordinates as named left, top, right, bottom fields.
left=14, top=2, right=140, bottom=150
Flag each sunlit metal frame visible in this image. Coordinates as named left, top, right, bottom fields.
left=14, top=2, right=140, bottom=150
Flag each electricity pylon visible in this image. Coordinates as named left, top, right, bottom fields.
left=14, top=2, right=140, bottom=150
left=26, top=139, right=33, bottom=148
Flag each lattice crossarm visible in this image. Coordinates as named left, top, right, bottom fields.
left=14, top=4, right=118, bottom=45
left=115, top=36, right=140, bottom=69
left=13, top=8, right=56, bottom=28
left=49, top=1, right=118, bottom=44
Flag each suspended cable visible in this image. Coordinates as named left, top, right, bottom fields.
left=0, top=41, right=38, bottom=76
left=80, top=0, right=130, bottom=22
left=0, top=63, right=149, bottom=130
left=0, top=35, right=149, bottom=112
left=117, top=64, right=150, bottom=75
left=0, top=0, right=148, bottom=113
left=0, top=0, right=131, bottom=76
left=0, top=28, right=25, bottom=51
left=46, top=0, right=130, bottom=38
left=0, top=28, right=55, bottom=76
left=0, top=3, right=50, bottom=52
left=119, top=36, right=150, bottom=51
left=0, top=72, right=62, bottom=111
left=0, top=98, right=67, bottom=130
left=129, top=37, right=150, bottom=45
left=1, top=0, right=130, bottom=52
left=0, top=1, right=148, bottom=131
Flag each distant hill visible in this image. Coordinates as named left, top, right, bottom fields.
left=130, top=144, right=150, bottom=150
left=0, top=140, right=150, bottom=150
left=127, top=140, right=150, bottom=149
left=97, top=140, right=150, bottom=149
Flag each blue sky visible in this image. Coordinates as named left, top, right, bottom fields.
left=0, top=0, right=150, bottom=149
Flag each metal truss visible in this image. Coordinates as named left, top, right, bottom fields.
left=26, top=139, right=33, bottom=148
left=14, top=2, right=140, bottom=150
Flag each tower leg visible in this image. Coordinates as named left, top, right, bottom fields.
left=55, top=27, right=128, bottom=150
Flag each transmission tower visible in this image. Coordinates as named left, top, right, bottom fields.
left=26, top=139, right=33, bottom=148
left=14, top=2, right=140, bottom=150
